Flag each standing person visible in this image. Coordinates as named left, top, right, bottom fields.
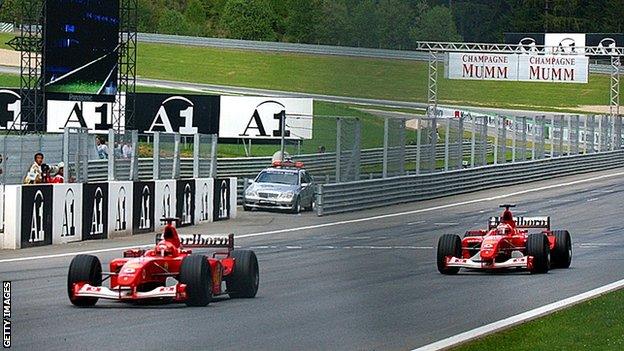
left=23, top=152, right=44, bottom=184
left=96, top=137, right=109, bottom=159
left=49, top=162, right=65, bottom=183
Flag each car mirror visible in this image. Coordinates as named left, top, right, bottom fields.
left=247, top=179, right=254, bottom=185
left=301, top=183, right=309, bottom=188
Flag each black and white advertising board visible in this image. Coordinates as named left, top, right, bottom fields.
left=134, top=94, right=220, bottom=135
left=213, top=178, right=237, bottom=221
left=0, top=185, right=4, bottom=233
left=195, top=178, right=214, bottom=223
left=52, top=184, right=83, bottom=244
left=82, top=183, right=109, bottom=240
left=132, top=181, right=155, bottom=234
left=155, top=180, right=176, bottom=230
left=0, top=89, right=22, bottom=131
left=505, top=33, right=624, bottom=58
left=108, top=182, right=133, bottom=237
left=219, top=97, right=313, bottom=140
left=46, top=95, right=123, bottom=134
left=20, top=185, right=53, bottom=248
left=176, top=179, right=195, bottom=227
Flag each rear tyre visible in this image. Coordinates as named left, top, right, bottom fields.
left=227, top=250, right=259, bottom=298
left=527, top=233, right=550, bottom=274
left=67, top=254, right=102, bottom=307
left=551, top=230, right=572, bottom=269
left=179, top=255, right=212, bottom=307
left=437, top=234, right=462, bottom=275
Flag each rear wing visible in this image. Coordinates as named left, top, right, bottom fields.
left=488, top=216, right=550, bottom=230
left=155, top=233, right=234, bottom=250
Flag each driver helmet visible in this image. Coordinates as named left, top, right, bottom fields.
left=496, top=224, right=511, bottom=236
left=155, top=240, right=178, bottom=257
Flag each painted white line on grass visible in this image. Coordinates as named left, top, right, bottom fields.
left=413, top=278, right=624, bottom=351
left=1, top=170, right=623, bottom=264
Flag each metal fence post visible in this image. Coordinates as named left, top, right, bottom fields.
left=511, top=116, right=516, bottom=163
left=130, top=130, right=138, bottom=181
left=382, top=117, right=388, bottom=178
left=493, top=116, right=499, bottom=165
left=416, top=116, right=421, bottom=175
left=354, top=118, right=362, bottom=181
left=597, top=116, right=602, bottom=153
left=193, top=133, right=200, bottom=178
left=336, top=118, right=341, bottom=182
left=567, top=115, right=572, bottom=155
left=470, top=116, right=476, bottom=168
left=531, top=116, right=536, bottom=160
left=210, top=134, right=218, bottom=178
left=153, top=132, right=160, bottom=180
left=444, top=117, right=450, bottom=171
left=108, top=129, right=115, bottom=181
left=173, top=133, right=181, bottom=179
left=316, top=184, right=324, bottom=216
left=63, top=128, right=70, bottom=182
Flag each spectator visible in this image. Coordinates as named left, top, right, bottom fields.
left=96, top=137, right=109, bottom=159
left=49, top=162, right=65, bottom=183
left=41, top=163, right=52, bottom=183
left=23, top=152, right=44, bottom=184
left=122, top=142, right=132, bottom=159
left=317, top=145, right=326, bottom=154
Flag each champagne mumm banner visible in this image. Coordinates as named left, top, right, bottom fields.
left=445, top=53, right=588, bottom=84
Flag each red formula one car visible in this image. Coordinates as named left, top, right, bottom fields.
left=437, top=204, right=572, bottom=274
left=67, top=218, right=259, bottom=307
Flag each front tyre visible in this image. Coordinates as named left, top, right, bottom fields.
left=527, top=233, right=550, bottom=274
left=227, top=250, right=259, bottom=298
left=67, top=254, right=102, bottom=307
left=179, top=255, right=213, bottom=307
left=551, top=230, right=572, bottom=268
left=437, top=234, right=462, bottom=275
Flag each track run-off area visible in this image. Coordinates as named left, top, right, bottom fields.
left=1, top=168, right=624, bottom=350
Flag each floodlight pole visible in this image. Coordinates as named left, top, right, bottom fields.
left=427, top=51, right=439, bottom=118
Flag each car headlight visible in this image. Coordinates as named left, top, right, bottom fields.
left=245, top=187, right=258, bottom=197
left=278, top=191, right=294, bottom=201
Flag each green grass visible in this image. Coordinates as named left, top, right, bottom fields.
left=453, top=288, right=624, bottom=351
left=0, top=32, right=618, bottom=112
left=46, top=80, right=103, bottom=94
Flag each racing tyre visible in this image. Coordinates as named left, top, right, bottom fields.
left=527, top=233, right=550, bottom=274
left=227, top=250, right=259, bottom=298
left=437, top=234, right=462, bottom=275
left=67, top=254, right=102, bottom=307
left=179, top=255, right=213, bottom=307
left=551, top=230, right=572, bottom=269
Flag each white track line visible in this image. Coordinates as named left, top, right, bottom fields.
left=1, top=170, right=623, bottom=264
left=413, top=278, right=624, bottom=351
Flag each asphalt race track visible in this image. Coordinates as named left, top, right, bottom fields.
left=2, top=168, right=624, bottom=350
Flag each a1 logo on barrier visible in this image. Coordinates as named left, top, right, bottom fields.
left=82, top=183, right=109, bottom=240
left=52, top=184, right=83, bottom=245
left=213, top=179, right=231, bottom=221
left=176, top=180, right=195, bottom=227
left=20, top=185, right=53, bottom=248
left=132, top=181, right=155, bottom=233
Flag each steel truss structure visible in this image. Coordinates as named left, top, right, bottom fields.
left=7, top=0, right=45, bottom=133
left=116, top=0, right=138, bottom=131
left=416, top=41, right=623, bottom=131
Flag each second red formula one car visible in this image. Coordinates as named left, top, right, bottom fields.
left=437, top=204, right=572, bottom=274
left=67, top=218, right=259, bottom=307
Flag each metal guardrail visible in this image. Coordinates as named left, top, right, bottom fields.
left=138, top=33, right=620, bottom=74
left=316, top=149, right=624, bottom=216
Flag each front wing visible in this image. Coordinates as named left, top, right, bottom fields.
left=73, top=283, right=187, bottom=301
left=446, top=256, right=534, bottom=270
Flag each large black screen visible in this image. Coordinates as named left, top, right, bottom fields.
left=45, top=0, right=119, bottom=98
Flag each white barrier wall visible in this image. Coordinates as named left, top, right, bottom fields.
left=1, top=178, right=238, bottom=249
left=3, top=185, right=21, bottom=249
left=108, top=182, right=133, bottom=238
left=195, top=178, right=214, bottom=223
left=0, top=184, right=4, bottom=234
left=154, top=180, right=176, bottom=231
left=52, top=184, right=83, bottom=244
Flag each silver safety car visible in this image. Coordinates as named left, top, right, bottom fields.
left=243, top=161, right=315, bottom=213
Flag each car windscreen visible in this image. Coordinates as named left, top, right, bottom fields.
left=256, top=171, right=299, bottom=185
